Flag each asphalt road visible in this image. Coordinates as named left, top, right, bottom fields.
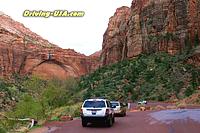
left=42, top=110, right=200, bottom=133
left=30, top=102, right=200, bottom=133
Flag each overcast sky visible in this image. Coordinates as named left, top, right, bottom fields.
left=0, top=0, right=132, bottom=55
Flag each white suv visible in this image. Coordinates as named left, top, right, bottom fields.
left=80, top=98, right=115, bottom=127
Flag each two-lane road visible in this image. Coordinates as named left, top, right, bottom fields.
left=41, top=110, right=200, bottom=133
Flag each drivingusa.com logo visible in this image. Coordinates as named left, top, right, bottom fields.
left=23, top=10, right=85, bottom=18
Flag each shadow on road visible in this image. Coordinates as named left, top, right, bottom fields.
left=86, top=123, right=112, bottom=128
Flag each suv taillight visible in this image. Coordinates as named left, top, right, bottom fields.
left=80, top=109, right=83, bottom=116
left=105, top=109, right=109, bottom=115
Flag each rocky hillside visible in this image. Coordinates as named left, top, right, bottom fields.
left=101, top=0, right=200, bottom=65
left=80, top=52, right=200, bottom=102
left=89, top=50, right=102, bottom=58
left=0, top=13, right=99, bottom=79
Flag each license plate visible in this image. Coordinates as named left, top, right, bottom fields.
left=92, top=111, right=96, bottom=115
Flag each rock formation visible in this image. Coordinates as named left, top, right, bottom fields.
left=0, top=13, right=99, bottom=79
left=89, top=50, right=102, bottom=58
left=101, top=6, right=131, bottom=65
left=101, top=0, right=200, bottom=65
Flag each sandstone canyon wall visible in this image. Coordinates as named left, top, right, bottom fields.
left=0, top=13, right=99, bottom=79
left=101, top=0, right=200, bottom=65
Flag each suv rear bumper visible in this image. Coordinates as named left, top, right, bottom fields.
left=81, top=115, right=110, bottom=123
left=114, top=110, right=125, bottom=114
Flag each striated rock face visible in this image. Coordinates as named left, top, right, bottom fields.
left=0, top=13, right=99, bottom=79
left=89, top=50, right=101, bottom=69
left=89, top=50, right=102, bottom=58
left=101, top=0, right=200, bottom=65
left=101, top=6, right=131, bottom=65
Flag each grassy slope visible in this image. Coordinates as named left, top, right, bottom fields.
left=79, top=52, right=200, bottom=102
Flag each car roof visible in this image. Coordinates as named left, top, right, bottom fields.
left=110, top=101, right=120, bottom=103
left=84, top=98, right=107, bottom=101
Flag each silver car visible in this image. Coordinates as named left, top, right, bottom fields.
left=110, top=101, right=126, bottom=116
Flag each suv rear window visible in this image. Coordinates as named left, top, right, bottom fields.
left=83, top=101, right=106, bottom=108
left=111, top=102, right=119, bottom=106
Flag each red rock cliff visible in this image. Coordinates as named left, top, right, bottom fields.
left=101, top=6, right=131, bottom=65
left=101, top=0, right=200, bottom=65
left=0, top=13, right=99, bottom=79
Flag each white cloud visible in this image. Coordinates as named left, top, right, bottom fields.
left=0, top=0, right=132, bottom=55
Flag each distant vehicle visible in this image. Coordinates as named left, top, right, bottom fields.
left=80, top=98, right=115, bottom=127
left=110, top=101, right=126, bottom=116
left=137, top=100, right=147, bottom=105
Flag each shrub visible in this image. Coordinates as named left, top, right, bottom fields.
left=184, top=86, right=195, bottom=97
left=50, top=103, right=82, bottom=118
left=11, top=94, right=44, bottom=120
left=2, top=76, right=81, bottom=131
left=0, top=127, right=6, bottom=133
left=22, top=76, right=46, bottom=98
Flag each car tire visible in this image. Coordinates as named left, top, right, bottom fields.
left=123, top=112, right=126, bottom=116
left=82, top=119, right=87, bottom=127
left=106, top=118, right=113, bottom=127
left=112, top=117, right=115, bottom=123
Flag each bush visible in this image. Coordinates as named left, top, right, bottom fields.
left=21, top=76, right=47, bottom=100
left=11, top=94, right=44, bottom=120
left=0, top=127, right=6, bottom=133
left=50, top=103, right=82, bottom=119
left=184, top=86, right=195, bottom=97
left=1, top=76, right=81, bottom=131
